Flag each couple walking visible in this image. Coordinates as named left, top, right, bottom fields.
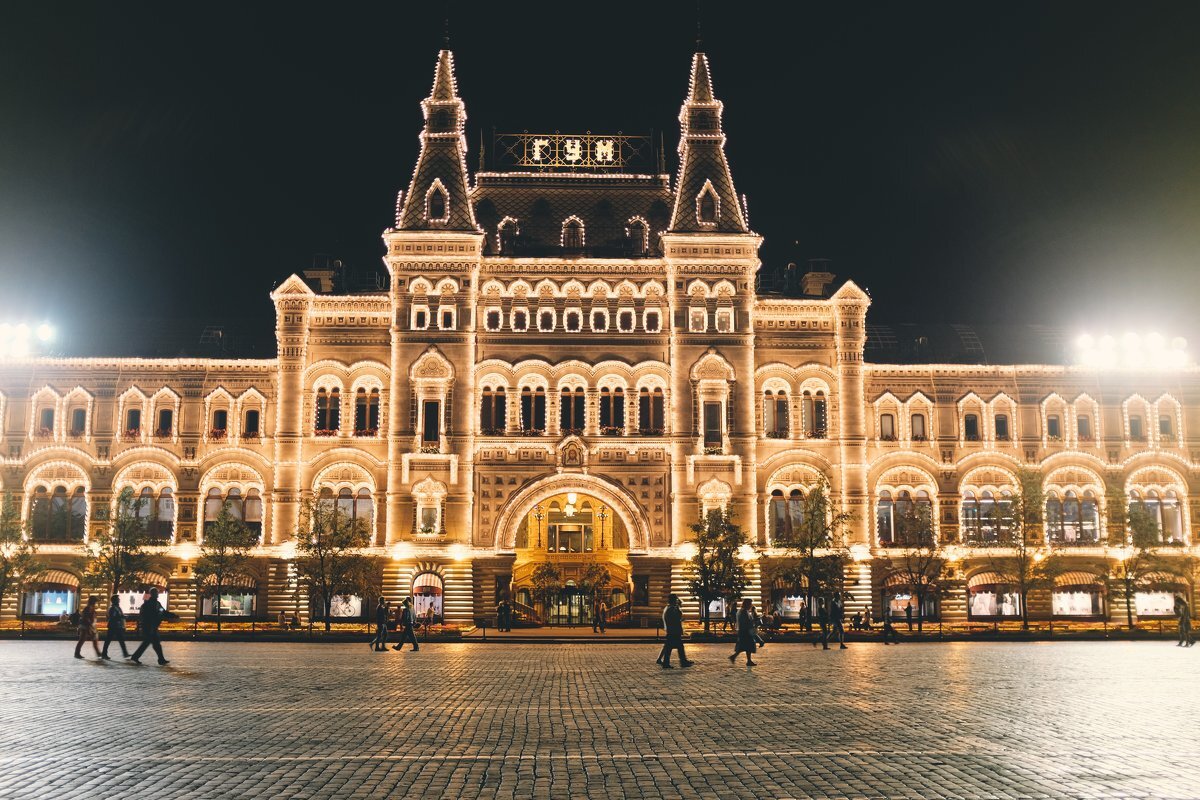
left=74, top=588, right=170, bottom=665
left=656, top=596, right=765, bottom=669
left=371, top=597, right=420, bottom=652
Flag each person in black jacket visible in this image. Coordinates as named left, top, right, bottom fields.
left=371, top=597, right=389, bottom=651
left=392, top=598, right=419, bottom=652
left=129, top=587, right=169, bottom=665
left=729, top=598, right=758, bottom=666
left=657, top=594, right=692, bottom=668
left=101, top=594, right=129, bottom=660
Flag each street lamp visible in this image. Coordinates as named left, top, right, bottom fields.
left=532, top=504, right=545, bottom=550
left=0, top=320, right=56, bottom=359
left=596, top=506, right=608, bottom=550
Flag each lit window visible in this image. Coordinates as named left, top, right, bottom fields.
left=911, top=413, right=926, bottom=441
left=412, top=306, right=429, bottom=330
left=562, top=218, right=584, bottom=251
left=155, top=408, right=172, bottom=438
left=715, top=309, right=733, bottom=333
left=880, top=413, right=895, bottom=441
left=628, top=219, right=648, bottom=255
left=421, top=400, right=440, bottom=445
left=439, top=307, right=455, bottom=330
left=480, top=386, right=507, bottom=435
left=520, top=387, right=547, bottom=433
left=599, top=387, right=625, bottom=433
left=764, top=391, right=788, bottom=437
left=1077, top=415, right=1092, bottom=441
left=1047, top=415, right=1061, bottom=440
left=70, top=407, right=87, bottom=437
left=1129, top=415, right=1144, bottom=441
left=802, top=391, right=828, bottom=439
left=559, top=388, right=585, bottom=434
left=1159, top=414, right=1173, bottom=438
left=427, top=184, right=448, bottom=221
left=244, top=409, right=261, bottom=438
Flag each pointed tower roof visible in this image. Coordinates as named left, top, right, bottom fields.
left=668, top=52, right=748, bottom=234
left=397, top=50, right=479, bottom=232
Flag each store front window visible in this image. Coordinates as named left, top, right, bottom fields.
left=413, top=572, right=444, bottom=624
left=883, top=587, right=938, bottom=622
left=113, top=588, right=170, bottom=616
left=23, top=586, right=77, bottom=617
left=968, top=583, right=1021, bottom=618
left=1052, top=589, right=1103, bottom=617
left=1135, top=590, right=1178, bottom=617
left=201, top=592, right=256, bottom=617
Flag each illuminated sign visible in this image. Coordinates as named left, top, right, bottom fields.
left=493, top=132, right=652, bottom=171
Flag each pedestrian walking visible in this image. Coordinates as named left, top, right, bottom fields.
left=721, top=600, right=735, bottom=633
left=129, top=587, right=169, bottom=665
left=1175, top=595, right=1194, bottom=647
left=814, top=596, right=831, bottom=650
left=101, top=594, right=129, bottom=660
left=729, top=598, right=758, bottom=666
left=392, top=598, right=419, bottom=652
left=904, top=601, right=914, bottom=631
left=371, top=597, right=389, bottom=651
left=752, top=605, right=766, bottom=649
left=657, top=594, right=692, bottom=668
left=882, top=608, right=900, bottom=645
left=597, top=601, right=608, bottom=634
left=831, top=593, right=848, bottom=649
left=74, top=596, right=102, bottom=659
left=496, top=599, right=507, bottom=632
left=424, top=605, right=436, bottom=635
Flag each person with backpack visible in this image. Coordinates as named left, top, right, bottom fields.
left=74, top=596, right=102, bottom=659
left=129, top=587, right=169, bottom=665
left=392, top=598, right=419, bottom=652
left=101, top=594, right=129, bottom=660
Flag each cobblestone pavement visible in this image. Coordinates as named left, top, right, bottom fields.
left=0, top=640, right=1197, bottom=800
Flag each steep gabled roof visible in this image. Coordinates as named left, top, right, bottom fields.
left=668, top=53, right=748, bottom=234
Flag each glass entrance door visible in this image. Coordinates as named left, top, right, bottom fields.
left=547, top=588, right=591, bottom=626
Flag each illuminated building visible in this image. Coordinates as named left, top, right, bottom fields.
left=2, top=47, right=1196, bottom=627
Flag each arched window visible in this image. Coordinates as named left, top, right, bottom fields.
left=879, top=413, right=896, bottom=441
left=964, top=413, right=980, bottom=441
left=638, top=387, right=665, bottom=435
left=520, top=387, right=546, bottom=434
left=698, top=189, right=717, bottom=224
left=910, top=413, right=927, bottom=441
left=210, top=409, right=229, bottom=440
left=1132, top=490, right=1184, bottom=544
left=203, top=487, right=260, bottom=538
left=243, top=409, right=261, bottom=439
left=156, top=488, right=175, bottom=540
left=599, top=387, right=625, bottom=434
left=480, top=386, right=507, bottom=435
left=124, top=408, right=142, bottom=438
left=562, top=218, right=584, bottom=251
left=334, top=488, right=373, bottom=534
left=766, top=489, right=805, bottom=541
left=802, top=390, right=827, bottom=438
left=354, top=388, right=380, bottom=436
left=70, top=407, right=87, bottom=437
left=498, top=220, right=519, bottom=254
left=994, top=413, right=1010, bottom=441
left=559, top=388, right=585, bottom=434
left=876, top=491, right=894, bottom=545
left=315, top=388, right=340, bottom=434
left=963, top=490, right=1012, bottom=545
left=764, top=390, right=789, bottom=438
left=30, top=486, right=86, bottom=543
left=628, top=219, right=648, bottom=255
left=427, top=185, right=447, bottom=221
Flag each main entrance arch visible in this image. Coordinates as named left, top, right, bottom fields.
left=493, top=473, right=649, bottom=625
left=492, top=472, right=651, bottom=553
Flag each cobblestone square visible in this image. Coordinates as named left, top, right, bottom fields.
left=0, top=640, right=1197, bottom=799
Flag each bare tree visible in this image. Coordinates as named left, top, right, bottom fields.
left=683, top=507, right=748, bottom=633
left=193, top=501, right=258, bottom=632
left=0, top=494, right=45, bottom=622
left=293, top=498, right=381, bottom=631
left=880, top=499, right=943, bottom=632
left=765, top=477, right=853, bottom=628
left=983, top=468, right=1054, bottom=630
left=79, top=487, right=154, bottom=597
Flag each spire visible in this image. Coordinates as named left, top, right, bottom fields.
left=668, top=52, right=748, bottom=234
left=397, top=49, right=478, bottom=232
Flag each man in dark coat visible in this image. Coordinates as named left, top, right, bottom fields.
left=392, top=598, right=419, bottom=652
left=814, top=597, right=831, bottom=650
left=101, top=594, right=129, bottom=660
left=831, top=593, right=848, bottom=649
left=657, top=594, right=692, bottom=668
left=371, top=597, right=389, bottom=651
left=130, top=587, right=169, bottom=665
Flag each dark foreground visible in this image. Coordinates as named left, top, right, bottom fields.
left=0, top=640, right=1197, bottom=799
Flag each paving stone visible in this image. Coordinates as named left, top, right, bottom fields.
left=0, top=641, right=1197, bottom=798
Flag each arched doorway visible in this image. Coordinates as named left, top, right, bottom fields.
left=507, top=489, right=634, bottom=626
left=413, top=572, right=444, bottom=624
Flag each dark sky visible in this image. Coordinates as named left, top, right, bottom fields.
left=2, top=2, right=1199, bottom=356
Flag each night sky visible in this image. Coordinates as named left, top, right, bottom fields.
left=2, top=3, right=1199, bottom=357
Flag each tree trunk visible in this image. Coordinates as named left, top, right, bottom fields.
left=216, top=579, right=222, bottom=632
left=916, top=588, right=924, bottom=632
left=1021, top=587, right=1030, bottom=630
left=324, top=595, right=332, bottom=632
left=1125, top=579, right=1135, bottom=629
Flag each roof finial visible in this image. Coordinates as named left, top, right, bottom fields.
left=443, top=8, right=451, bottom=48
left=695, top=0, right=703, bottom=50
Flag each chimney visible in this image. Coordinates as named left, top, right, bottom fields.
left=801, top=258, right=836, bottom=298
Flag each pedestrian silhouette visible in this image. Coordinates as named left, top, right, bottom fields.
left=882, top=608, right=900, bottom=645
left=74, top=595, right=101, bottom=659
left=129, top=587, right=169, bottom=665
left=1176, top=595, right=1194, bottom=647
left=371, top=597, right=389, bottom=651
left=905, top=601, right=914, bottom=631
left=392, top=598, right=419, bottom=651
left=657, top=594, right=692, bottom=668
left=101, top=594, right=129, bottom=660
left=729, top=598, right=758, bottom=666
left=831, top=594, right=848, bottom=649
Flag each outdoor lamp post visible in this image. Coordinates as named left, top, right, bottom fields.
left=533, top=504, right=545, bottom=550
left=597, top=506, right=608, bottom=550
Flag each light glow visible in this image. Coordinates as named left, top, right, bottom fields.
left=1075, top=331, right=1188, bottom=370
